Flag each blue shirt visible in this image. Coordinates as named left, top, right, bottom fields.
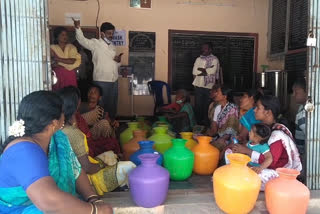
left=247, top=141, right=270, bottom=167
left=0, top=142, right=50, bottom=191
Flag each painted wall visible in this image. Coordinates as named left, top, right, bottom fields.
left=49, top=0, right=270, bottom=116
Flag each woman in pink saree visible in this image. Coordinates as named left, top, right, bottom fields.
left=51, top=27, right=81, bottom=90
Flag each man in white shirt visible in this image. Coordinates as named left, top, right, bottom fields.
left=192, top=42, right=219, bottom=125
left=73, top=19, right=122, bottom=120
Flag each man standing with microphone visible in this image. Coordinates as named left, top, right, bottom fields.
left=73, top=19, right=122, bottom=120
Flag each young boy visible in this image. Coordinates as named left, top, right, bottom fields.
left=292, top=79, right=307, bottom=155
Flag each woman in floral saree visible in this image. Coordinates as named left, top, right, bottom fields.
left=77, top=84, right=121, bottom=157
left=207, top=84, right=239, bottom=151
left=58, top=87, right=135, bottom=196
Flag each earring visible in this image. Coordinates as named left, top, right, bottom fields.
left=60, top=122, right=65, bottom=130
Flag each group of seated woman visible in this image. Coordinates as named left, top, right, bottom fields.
left=0, top=83, right=304, bottom=213
left=157, top=83, right=302, bottom=190
left=0, top=91, right=115, bottom=213
left=206, top=84, right=302, bottom=189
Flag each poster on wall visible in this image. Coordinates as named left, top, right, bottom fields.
left=130, top=0, right=152, bottom=9
left=129, top=31, right=155, bottom=95
left=64, top=13, right=81, bottom=25
left=112, top=30, right=126, bottom=46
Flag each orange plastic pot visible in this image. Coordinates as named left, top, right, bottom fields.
left=192, top=136, right=219, bottom=175
left=265, top=168, right=310, bottom=214
left=137, top=117, right=152, bottom=137
left=213, top=153, right=261, bottom=214
left=180, top=132, right=197, bottom=150
left=120, top=122, right=140, bottom=146
left=123, top=130, right=147, bottom=161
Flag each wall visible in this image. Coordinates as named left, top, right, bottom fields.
left=49, top=0, right=270, bottom=116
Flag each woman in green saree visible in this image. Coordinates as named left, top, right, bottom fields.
left=0, top=91, right=112, bottom=214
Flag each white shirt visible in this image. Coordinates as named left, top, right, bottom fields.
left=192, top=55, right=219, bottom=89
left=75, top=28, right=119, bottom=82
left=213, top=105, right=222, bottom=122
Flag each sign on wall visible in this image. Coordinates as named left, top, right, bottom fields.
left=64, top=13, right=81, bottom=25
left=129, top=31, right=156, bottom=95
left=130, top=0, right=152, bottom=8
left=112, top=30, right=126, bottom=46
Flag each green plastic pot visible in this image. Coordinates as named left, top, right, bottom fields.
left=164, top=138, right=194, bottom=181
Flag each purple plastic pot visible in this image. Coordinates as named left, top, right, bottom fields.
left=128, top=153, right=170, bottom=208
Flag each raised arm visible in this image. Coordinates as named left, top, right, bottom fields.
left=73, top=19, right=96, bottom=51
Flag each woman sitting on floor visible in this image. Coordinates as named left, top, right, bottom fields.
left=57, top=87, right=136, bottom=195
left=160, top=89, right=196, bottom=133
left=207, top=84, right=239, bottom=152
left=232, top=95, right=302, bottom=190
left=0, top=91, right=112, bottom=213
left=236, top=89, right=262, bottom=144
left=77, top=84, right=121, bottom=157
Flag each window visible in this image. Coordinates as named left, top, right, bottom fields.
left=268, top=0, right=308, bottom=56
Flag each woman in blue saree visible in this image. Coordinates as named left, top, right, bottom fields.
left=0, top=91, right=113, bottom=214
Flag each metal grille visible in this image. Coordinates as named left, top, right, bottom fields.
left=306, top=0, right=320, bottom=190
left=270, top=0, right=288, bottom=54
left=288, top=0, right=308, bottom=50
left=284, top=51, right=307, bottom=92
left=0, top=0, right=51, bottom=144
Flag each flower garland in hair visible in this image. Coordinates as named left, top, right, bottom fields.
left=8, top=119, right=25, bottom=137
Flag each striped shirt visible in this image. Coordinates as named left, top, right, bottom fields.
left=295, top=105, right=306, bottom=153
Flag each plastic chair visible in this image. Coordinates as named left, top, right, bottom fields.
left=148, top=80, right=172, bottom=115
